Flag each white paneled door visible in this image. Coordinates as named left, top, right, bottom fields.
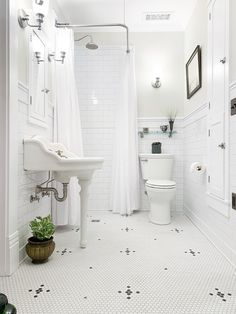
left=208, top=0, right=229, bottom=204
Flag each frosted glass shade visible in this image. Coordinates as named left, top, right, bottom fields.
left=32, top=0, right=49, bottom=17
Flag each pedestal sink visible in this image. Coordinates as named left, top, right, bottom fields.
left=24, top=136, right=104, bottom=248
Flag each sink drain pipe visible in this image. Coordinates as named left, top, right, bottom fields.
left=36, top=183, right=68, bottom=202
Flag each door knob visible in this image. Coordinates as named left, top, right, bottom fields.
left=218, top=142, right=226, bottom=149
left=220, top=57, right=226, bottom=64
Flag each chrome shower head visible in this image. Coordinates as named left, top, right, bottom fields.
left=86, top=41, right=98, bottom=50
left=75, top=35, right=98, bottom=50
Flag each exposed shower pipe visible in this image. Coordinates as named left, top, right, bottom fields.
left=55, top=21, right=130, bottom=53
left=75, top=34, right=92, bottom=42
left=75, top=34, right=98, bottom=50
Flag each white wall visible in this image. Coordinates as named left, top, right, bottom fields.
left=184, top=0, right=208, bottom=116
left=74, top=32, right=185, bottom=117
left=16, top=0, right=63, bottom=262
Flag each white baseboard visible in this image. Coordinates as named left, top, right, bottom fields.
left=184, top=205, right=236, bottom=268
left=5, top=231, right=19, bottom=276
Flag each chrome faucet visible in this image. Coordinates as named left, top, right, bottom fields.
left=55, top=150, right=67, bottom=158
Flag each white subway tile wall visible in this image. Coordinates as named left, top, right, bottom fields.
left=17, top=83, right=53, bottom=262
left=75, top=46, right=121, bottom=211
left=75, top=46, right=184, bottom=212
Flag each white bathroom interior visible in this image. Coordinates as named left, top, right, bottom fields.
left=0, top=0, right=236, bottom=313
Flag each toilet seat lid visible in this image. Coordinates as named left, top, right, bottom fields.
left=146, top=179, right=176, bottom=189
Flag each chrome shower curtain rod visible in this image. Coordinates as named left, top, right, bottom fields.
left=55, top=21, right=130, bottom=53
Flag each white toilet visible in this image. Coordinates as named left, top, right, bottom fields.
left=140, top=154, right=176, bottom=225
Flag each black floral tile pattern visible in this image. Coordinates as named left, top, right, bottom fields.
left=171, top=228, right=183, bottom=233
left=121, top=227, right=134, bottom=232
left=209, top=288, right=232, bottom=302
left=56, top=248, right=72, bottom=256
left=72, top=227, right=80, bottom=233
left=184, top=249, right=200, bottom=256
left=120, top=248, right=136, bottom=256
left=118, top=286, right=140, bottom=300
left=28, top=285, right=50, bottom=298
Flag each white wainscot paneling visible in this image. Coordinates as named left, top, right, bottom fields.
left=183, top=104, right=208, bottom=216
left=18, top=82, right=53, bottom=262
left=183, top=101, right=236, bottom=267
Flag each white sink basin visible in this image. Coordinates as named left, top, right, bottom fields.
left=24, top=135, right=104, bottom=249
left=24, top=136, right=104, bottom=182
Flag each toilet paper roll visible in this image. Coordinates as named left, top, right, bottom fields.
left=190, top=162, right=206, bottom=175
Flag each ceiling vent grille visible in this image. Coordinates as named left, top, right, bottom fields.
left=144, top=12, right=172, bottom=21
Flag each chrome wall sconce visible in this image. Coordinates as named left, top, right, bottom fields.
left=18, top=0, right=49, bottom=31
left=35, top=51, right=44, bottom=64
left=48, top=51, right=66, bottom=64
left=152, top=77, right=161, bottom=88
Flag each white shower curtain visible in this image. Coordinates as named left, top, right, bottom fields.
left=111, top=49, right=140, bottom=215
left=52, top=28, right=84, bottom=226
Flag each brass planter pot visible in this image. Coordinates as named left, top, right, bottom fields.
left=26, top=237, right=55, bottom=264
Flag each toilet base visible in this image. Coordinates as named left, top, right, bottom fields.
left=149, top=212, right=171, bottom=225
left=146, top=186, right=175, bottom=225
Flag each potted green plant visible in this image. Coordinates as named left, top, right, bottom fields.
left=26, top=215, right=55, bottom=264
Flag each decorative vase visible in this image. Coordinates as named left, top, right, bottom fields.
left=169, top=119, right=174, bottom=137
left=26, top=237, right=55, bottom=264
left=160, top=125, right=168, bottom=133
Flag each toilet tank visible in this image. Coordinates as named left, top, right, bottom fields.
left=139, top=154, right=174, bottom=180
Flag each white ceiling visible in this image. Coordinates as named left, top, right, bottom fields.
left=56, top=0, right=198, bottom=32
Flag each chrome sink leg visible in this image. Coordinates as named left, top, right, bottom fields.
left=78, top=179, right=90, bottom=248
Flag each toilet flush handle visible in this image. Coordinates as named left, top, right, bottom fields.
left=141, top=159, right=148, bottom=162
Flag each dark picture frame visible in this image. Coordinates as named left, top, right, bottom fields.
left=186, top=45, right=202, bottom=99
